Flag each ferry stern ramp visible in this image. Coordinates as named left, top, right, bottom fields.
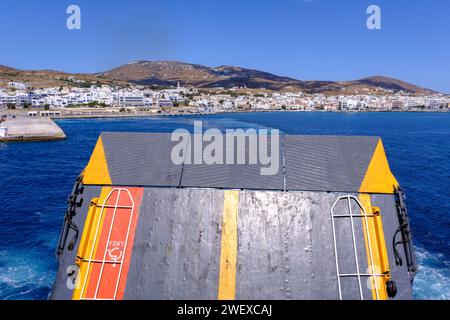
left=51, top=132, right=417, bottom=300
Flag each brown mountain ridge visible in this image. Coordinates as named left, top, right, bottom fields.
left=0, top=61, right=436, bottom=95
left=97, top=61, right=435, bottom=94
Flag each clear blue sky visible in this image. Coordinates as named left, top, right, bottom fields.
left=0, top=0, right=449, bottom=92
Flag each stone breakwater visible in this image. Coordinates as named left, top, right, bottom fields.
left=0, top=117, right=66, bottom=142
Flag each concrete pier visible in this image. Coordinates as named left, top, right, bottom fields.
left=0, top=117, right=66, bottom=142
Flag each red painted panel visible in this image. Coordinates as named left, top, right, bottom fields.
left=83, top=187, right=143, bottom=300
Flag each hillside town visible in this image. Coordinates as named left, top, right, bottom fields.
left=0, top=80, right=448, bottom=117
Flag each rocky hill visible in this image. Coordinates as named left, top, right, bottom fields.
left=0, top=61, right=435, bottom=95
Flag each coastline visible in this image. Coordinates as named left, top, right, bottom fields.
left=51, top=108, right=450, bottom=120
left=2, top=106, right=449, bottom=122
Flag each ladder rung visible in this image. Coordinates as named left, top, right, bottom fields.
left=80, top=259, right=123, bottom=264
left=97, top=205, right=134, bottom=209
left=332, top=214, right=376, bottom=218
left=338, top=273, right=386, bottom=278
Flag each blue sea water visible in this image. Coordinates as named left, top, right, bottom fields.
left=0, top=112, right=449, bottom=300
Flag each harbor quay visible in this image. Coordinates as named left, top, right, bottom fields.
left=0, top=115, right=66, bottom=142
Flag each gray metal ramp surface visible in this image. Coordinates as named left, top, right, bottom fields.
left=284, top=135, right=379, bottom=192
left=124, top=188, right=224, bottom=299
left=51, top=186, right=413, bottom=300
left=235, top=190, right=377, bottom=300
left=94, top=133, right=383, bottom=193
left=180, top=133, right=284, bottom=190
left=102, top=132, right=183, bottom=187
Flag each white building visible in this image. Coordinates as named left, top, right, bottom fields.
left=8, top=81, right=28, bottom=90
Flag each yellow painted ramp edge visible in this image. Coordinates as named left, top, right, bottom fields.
left=358, top=138, right=396, bottom=299
left=82, top=136, right=112, bottom=185
left=360, top=139, right=399, bottom=194
left=72, top=187, right=111, bottom=300
left=359, top=194, right=391, bottom=300
left=218, top=190, right=240, bottom=300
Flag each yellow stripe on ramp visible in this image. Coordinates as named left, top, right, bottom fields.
left=218, top=190, right=239, bottom=300
left=82, top=136, right=112, bottom=185
left=359, top=194, right=390, bottom=300
left=360, top=140, right=399, bottom=194
left=73, top=187, right=111, bottom=300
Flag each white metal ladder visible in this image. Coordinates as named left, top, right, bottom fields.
left=330, top=195, right=384, bottom=300
left=79, top=188, right=135, bottom=300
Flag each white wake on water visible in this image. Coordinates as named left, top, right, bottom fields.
left=413, top=246, right=450, bottom=300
